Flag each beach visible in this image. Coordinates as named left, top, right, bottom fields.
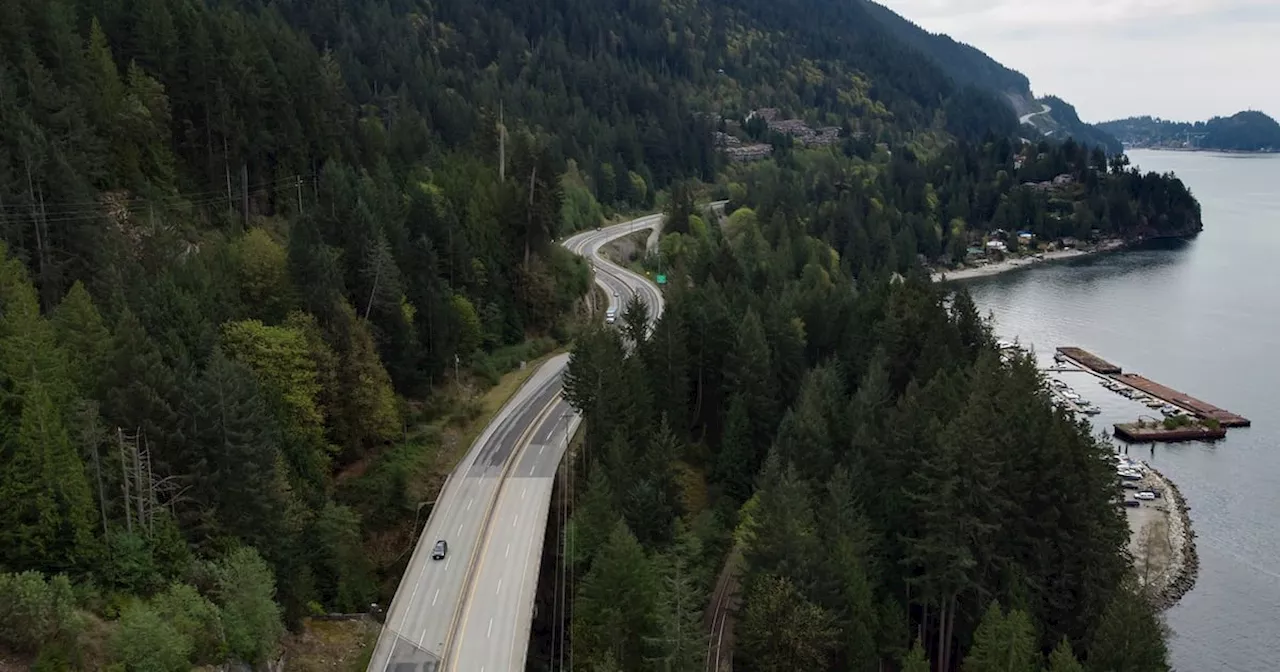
left=930, top=240, right=1126, bottom=282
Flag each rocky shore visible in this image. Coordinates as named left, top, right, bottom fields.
left=1133, top=464, right=1199, bottom=610
left=1152, top=463, right=1198, bottom=609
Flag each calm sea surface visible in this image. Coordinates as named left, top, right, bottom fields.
left=965, top=149, right=1280, bottom=671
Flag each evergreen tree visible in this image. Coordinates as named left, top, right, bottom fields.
left=737, top=574, right=839, bottom=672
left=50, top=281, right=112, bottom=395
left=1085, top=587, right=1170, bottom=672
left=99, top=308, right=181, bottom=471
left=901, top=638, right=931, bottom=672
left=182, top=349, right=289, bottom=549
left=1046, top=637, right=1085, bottom=672
left=714, top=393, right=754, bottom=503
left=962, top=602, right=1039, bottom=672
left=573, top=521, right=659, bottom=666
left=0, top=381, right=98, bottom=573
left=621, top=293, right=650, bottom=345
left=724, top=308, right=776, bottom=475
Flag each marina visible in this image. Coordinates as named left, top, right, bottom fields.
left=1053, top=346, right=1251, bottom=431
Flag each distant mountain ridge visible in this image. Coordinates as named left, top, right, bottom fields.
left=1098, top=111, right=1280, bottom=152
left=860, top=0, right=1123, bottom=153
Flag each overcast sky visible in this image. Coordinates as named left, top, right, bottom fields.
left=878, top=0, right=1280, bottom=123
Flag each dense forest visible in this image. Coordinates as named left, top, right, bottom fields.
left=722, top=135, right=1200, bottom=272
left=1099, top=111, right=1280, bottom=151
left=560, top=184, right=1172, bottom=671
left=0, top=0, right=1199, bottom=668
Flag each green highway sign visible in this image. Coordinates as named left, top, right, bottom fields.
left=655, top=274, right=667, bottom=284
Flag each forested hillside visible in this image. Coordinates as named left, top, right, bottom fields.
left=559, top=149, right=1174, bottom=670
left=857, top=1, right=1121, bottom=154
left=1099, top=111, right=1280, bottom=151
left=0, top=0, right=1194, bottom=667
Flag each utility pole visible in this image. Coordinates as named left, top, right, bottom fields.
left=498, top=102, right=507, bottom=184
left=240, top=162, right=249, bottom=230
left=119, top=428, right=132, bottom=534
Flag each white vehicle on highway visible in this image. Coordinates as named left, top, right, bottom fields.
left=605, top=307, right=617, bottom=324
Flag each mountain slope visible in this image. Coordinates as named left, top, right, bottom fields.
left=1099, top=111, right=1280, bottom=151
left=859, top=0, right=1122, bottom=152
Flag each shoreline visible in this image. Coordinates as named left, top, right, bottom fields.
left=1128, top=463, right=1199, bottom=610
left=1129, top=146, right=1279, bottom=155
left=930, top=240, right=1124, bottom=282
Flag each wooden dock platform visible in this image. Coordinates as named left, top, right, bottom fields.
left=1112, top=374, right=1251, bottom=428
left=1056, top=347, right=1122, bottom=374
left=1114, top=420, right=1227, bottom=443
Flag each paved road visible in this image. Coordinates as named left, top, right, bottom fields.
left=370, top=203, right=731, bottom=671
left=1019, top=102, right=1052, bottom=127
left=368, top=211, right=675, bottom=672
left=443, top=216, right=669, bottom=672
left=365, top=356, right=569, bottom=672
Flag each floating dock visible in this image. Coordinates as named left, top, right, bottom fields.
left=1112, top=374, right=1251, bottom=428
left=1056, top=347, right=1122, bottom=374
left=1114, top=420, right=1227, bottom=443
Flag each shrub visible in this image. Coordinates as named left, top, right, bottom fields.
left=0, top=571, right=81, bottom=652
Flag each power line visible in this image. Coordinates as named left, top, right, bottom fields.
left=0, top=175, right=316, bottom=227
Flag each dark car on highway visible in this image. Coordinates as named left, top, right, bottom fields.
left=432, top=540, right=448, bottom=560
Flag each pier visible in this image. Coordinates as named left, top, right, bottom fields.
left=1055, top=346, right=1250, bottom=429
left=1112, top=374, right=1251, bottom=428
left=1055, top=347, right=1122, bottom=374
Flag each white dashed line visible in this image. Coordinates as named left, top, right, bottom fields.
left=529, top=465, right=535, bottom=475
left=505, top=544, right=510, bottom=558
left=432, top=589, right=439, bottom=605
left=487, top=618, right=493, bottom=638
left=513, top=514, right=519, bottom=527
left=466, top=498, right=472, bottom=511
left=496, top=579, right=503, bottom=594
left=457, top=523, right=463, bottom=535
left=522, top=487, right=527, bottom=499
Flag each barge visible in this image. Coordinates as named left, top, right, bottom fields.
left=1114, top=420, right=1227, bottom=443
left=1055, top=347, right=1122, bottom=374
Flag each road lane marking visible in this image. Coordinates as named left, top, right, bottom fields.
left=466, top=498, right=472, bottom=511
left=505, top=543, right=510, bottom=558
left=458, top=523, right=463, bottom=535
left=442, top=389, right=564, bottom=670
left=538, top=444, right=544, bottom=455
left=445, top=558, right=450, bottom=570
left=529, top=465, right=535, bottom=475
left=487, top=618, right=493, bottom=638
left=522, top=487, right=527, bottom=499
left=497, top=579, right=503, bottom=594
left=433, top=589, right=439, bottom=605
left=513, top=514, right=519, bottom=527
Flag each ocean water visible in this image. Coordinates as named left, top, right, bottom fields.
left=964, top=149, right=1280, bottom=671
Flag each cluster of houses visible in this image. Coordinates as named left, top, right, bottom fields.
left=962, top=229, right=1086, bottom=265
left=1023, top=174, right=1076, bottom=192
left=748, top=108, right=842, bottom=146
left=715, top=132, right=774, bottom=162
left=714, top=108, right=845, bottom=162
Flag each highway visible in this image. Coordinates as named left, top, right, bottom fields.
left=367, top=210, right=676, bottom=672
